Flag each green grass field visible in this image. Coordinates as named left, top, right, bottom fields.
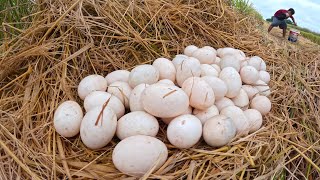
left=0, top=0, right=33, bottom=41
left=230, top=0, right=264, bottom=21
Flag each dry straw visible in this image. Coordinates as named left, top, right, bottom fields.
left=1, top=0, right=320, bottom=179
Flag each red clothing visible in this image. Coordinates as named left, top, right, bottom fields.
left=274, top=9, right=295, bottom=21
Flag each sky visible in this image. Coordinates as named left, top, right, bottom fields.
left=249, top=0, right=320, bottom=33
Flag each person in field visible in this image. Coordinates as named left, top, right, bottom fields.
left=268, top=8, right=297, bottom=38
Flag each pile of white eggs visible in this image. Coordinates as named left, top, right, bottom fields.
left=53, top=45, right=271, bottom=176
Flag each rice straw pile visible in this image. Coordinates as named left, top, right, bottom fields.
left=1, top=0, right=320, bottom=179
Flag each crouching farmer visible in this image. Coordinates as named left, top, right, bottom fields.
left=268, top=8, right=297, bottom=38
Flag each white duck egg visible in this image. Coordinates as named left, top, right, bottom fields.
left=129, top=83, right=149, bottom=112
left=167, top=114, right=202, bottom=148
left=259, top=71, right=270, bottom=84
left=54, top=101, right=83, bottom=137
left=202, top=46, right=217, bottom=54
left=193, top=105, right=219, bottom=125
left=105, top=70, right=130, bottom=85
left=201, top=76, right=227, bottom=100
left=215, top=57, right=221, bottom=65
left=107, top=81, right=132, bottom=109
left=220, top=55, right=241, bottom=72
left=141, top=84, right=189, bottom=118
left=80, top=106, right=117, bottom=149
left=219, top=67, right=242, bottom=98
left=172, top=54, right=188, bottom=69
left=203, top=115, right=236, bottom=147
left=112, top=135, right=168, bottom=177
left=191, top=48, right=216, bottom=64
left=184, top=45, right=199, bottom=56
left=84, top=91, right=125, bottom=119
left=161, top=106, right=193, bottom=124
left=240, top=66, right=259, bottom=84
left=116, top=111, right=159, bottom=140
left=128, top=65, right=159, bottom=88
left=78, top=74, right=108, bottom=100
left=182, top=77, right=215, bottom=110
left=248, top=56, right=263, bottom=71
left=176, top=57, right=201, bottom=87
left=242, top=85, right=259, bottom=100
left=254, top=80, right=271, bottom=96
left=244, top=109, right=263, bottom=133
left=215, top=97, right=235, bottom=111
left=250, top=95, right=271, bottom=115
left=157, top=79, right=175, bottom=86
left=231, top=88, right=249, bottom=108
left=200, top=64, right=219, bottom=77
left=220, top=106, right=249, bottom=136
left=211, top=64, right=221, bottom=74
left=152, top=58, right=176, bottom=82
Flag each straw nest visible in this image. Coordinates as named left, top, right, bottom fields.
left=1, top=0, right=320, bottom=179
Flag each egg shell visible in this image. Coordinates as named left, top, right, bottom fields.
left=80, top=106, right=117, bottom=149
left=242, top=85, right=259, bottom=100
left=129, top=83, right=149, bottom=112
left=220, top=106, right=249, bottom=136
left=248, top=56, right=263, bottom=71
left=219, top=67, right=242, bottom=98
left=105, top=70, right=130, bottom=85
left=259, top=71, right=270, bottom=84
left=84, top=91, right=125, bottom=119
left=215, top=97, right=235, bottom=111
left=112, top=135, right=168, bottom=177
left=255, top=80, right=271, bottom=96
left=184, top=45, right=199, bottom=56
left=152, top=58, right=176, bottom=82
left=238, top=50, right=246, bottom=59
left=240, top=66, right=259, bottom=84
left=193, top=105, right=219, bottom=125
left=231, top=88, right=249, bottom=108
left=182, top=77, right=215, bottom=110
left=215, top=57, right=221, bottom=65
left=167, top=114, right=202, bottom=148
left=116, top=111, right=159, bottom=140
left=211, top=64, right=221, bottom=74
left=54, top=101, right=83, bottom=137
left=217, top=47, right=237, bottom=57
left=250, top=96, right=271, bottom=115
left=200, top=64, right=219, bottom=77
left=78, top=75, right=108, bottom=100
left=157, top=79, right=175, bottom=86
left=128, top=65, right=159, bottom=88
left=260, top=60, right=267, bottom=71
left=201, top=76, right=227, bottom=100
left=172, top=54, right=188, bottom=69
left=141, top=84, right=189, bottom=118
left=107, top=81, right=132, bottom=108
left=220, top=55, right=241, bottom=72
left=191, top=48, right=216, bottom=64
left=202, top=46, right=217, bottom=54
left=161, top=106, right=192, bottom=124
left=203, top=115, right=236, bottom=147
left=176, top=57, right=201, bottom=87
left=244, top=109, right=263, bottom=133
left=240, top=59, right=248, bottom=68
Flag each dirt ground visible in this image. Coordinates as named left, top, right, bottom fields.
left=263, top=22, right=318, bottom=49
